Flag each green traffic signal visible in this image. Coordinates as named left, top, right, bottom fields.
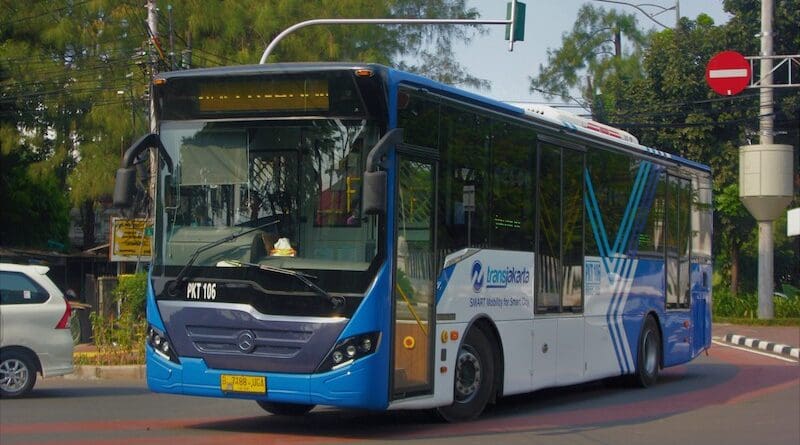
left=505, top=1, right=526, bottom=42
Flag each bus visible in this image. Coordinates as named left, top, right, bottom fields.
left=113, top=62, right=713, bottom=421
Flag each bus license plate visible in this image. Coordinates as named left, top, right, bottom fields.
left=220, top=374, right=266, bottom=394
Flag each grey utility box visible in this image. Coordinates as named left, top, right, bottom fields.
left=739, top=144, right=794, bottom=221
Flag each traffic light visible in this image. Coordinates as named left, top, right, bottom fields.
left=505, top=1, right=526, bottom=42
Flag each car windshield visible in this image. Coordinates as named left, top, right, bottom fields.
left=154, top=118, right=381, bottom=287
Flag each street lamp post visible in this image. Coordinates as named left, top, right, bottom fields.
left=593, top=1, right=680, bottom=29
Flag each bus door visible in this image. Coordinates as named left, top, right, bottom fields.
left=664, top=174, right=693, bottom=365
left=392, top=153, right=437, bottom=399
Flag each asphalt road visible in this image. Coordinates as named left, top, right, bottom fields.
left=1, top=344, right=798, bottom=445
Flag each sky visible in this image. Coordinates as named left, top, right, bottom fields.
left=452, top=0, right=732, bottom=111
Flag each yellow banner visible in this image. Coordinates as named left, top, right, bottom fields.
left=110, top=218, right=152, bottom=262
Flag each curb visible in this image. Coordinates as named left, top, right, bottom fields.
left=65, top=364, right=146, bottom=380
left=723, top=333, right=800, bottom=359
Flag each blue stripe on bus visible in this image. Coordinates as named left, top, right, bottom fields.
left=435, top=265, right=455, bottom=305
left=615, top=162, right=651, bottom=258
left=614, top=258, right=635, bottom=373
left=612, top=163, right=647, bottom=255
left=585, top=162, right=654, bottom=375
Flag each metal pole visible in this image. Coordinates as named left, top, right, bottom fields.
left=758, top=0, right=775, bottom=319
left=147, top=0, right=158, bottom=269
left=508, top=0, right=517, bottom=52
left=758, top=221, right=774, bottom=318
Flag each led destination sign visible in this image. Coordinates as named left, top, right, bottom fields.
left=157, top=71, right=368, bottom=120
left=197, top=79, right=329, bottom=112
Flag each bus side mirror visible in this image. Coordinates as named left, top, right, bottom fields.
left=113, top=167, right=137, bottom=208
left=113, top=133, right=173, bottom=209
left=363, top=171, right=387, bottom=215
left=362, top=128, right=403, bottom=216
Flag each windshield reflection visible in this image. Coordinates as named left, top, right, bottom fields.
left=157, top=119, right=380, bottom=279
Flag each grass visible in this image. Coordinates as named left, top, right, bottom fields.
left=713, top=316, right=800, bottom=327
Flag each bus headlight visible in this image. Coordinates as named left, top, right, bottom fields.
left=316, top=332, right=380, bottom=372
left=147, top=325, right=180, bottom=364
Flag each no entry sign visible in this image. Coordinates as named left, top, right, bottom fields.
left=706, top=50, right=751, bottom=96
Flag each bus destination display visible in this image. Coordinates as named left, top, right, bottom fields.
left=197, top=79, right=329, bottom=113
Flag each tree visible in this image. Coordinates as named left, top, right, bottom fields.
left=529, top=4, right=650, bottom=117
left=527, top=2, right=799, bottom=293
left=1, top=0, right=487, bottom=251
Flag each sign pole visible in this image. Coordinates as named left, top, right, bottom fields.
left=755, top=0, right=775, bottom=319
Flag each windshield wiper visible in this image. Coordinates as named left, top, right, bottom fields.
left=232, top=261, right=344, bottom=310
left=167, top=220, right=279, bottom=296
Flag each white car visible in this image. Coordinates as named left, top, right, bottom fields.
left=0, top=263, right=74, bottom=397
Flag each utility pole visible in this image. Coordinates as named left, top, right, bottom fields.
left=738, top=0, right=794, bottom=319
left=758, top=0, right=775, bottom=319
left=144, top=0, right=158, bottom=273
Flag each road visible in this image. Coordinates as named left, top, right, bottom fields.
left=1, top=344, right=798, bottom=445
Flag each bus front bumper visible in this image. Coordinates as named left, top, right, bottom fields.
left=145, top=345, right=387, bottom=409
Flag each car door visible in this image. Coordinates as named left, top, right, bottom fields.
left=0, top=270, right=53, bottom=351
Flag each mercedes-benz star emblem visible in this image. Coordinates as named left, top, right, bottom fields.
left=236, top=330, right=256, bottom=353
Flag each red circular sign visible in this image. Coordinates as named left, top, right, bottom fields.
left=705, top=51, right=751, bottom=96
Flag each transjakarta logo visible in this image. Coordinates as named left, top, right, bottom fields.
left=471, top=260, right=530, bottom=293
left=471, top=261, right=485, bottom=292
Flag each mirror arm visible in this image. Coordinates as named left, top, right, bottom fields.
left=365, top=128, right=403, bottom=173
left=121, top=133, right=173, bottom=173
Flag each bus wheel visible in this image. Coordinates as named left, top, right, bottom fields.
left=256, top=401, right=315, bottom=416
left=633, top=316, right=661, bottom=388
left=437, top=328, right=494, bottom=422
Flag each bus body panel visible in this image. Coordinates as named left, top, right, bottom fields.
left=139, top=63, right=712, bottom=415
left=145, top=262, right=398, bottom=410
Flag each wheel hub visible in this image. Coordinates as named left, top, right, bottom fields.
left=454, top=346, right=481, bottom=403
left=0, top=359, right=29, bottom=393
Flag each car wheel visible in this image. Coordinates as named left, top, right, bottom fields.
left=632, top=316, right=661, bottom=388
left=255, top=401, right=315, bottom=416
left=0, top=352, right=37, bottom=398
left=437, top=327, right=495, bottom=422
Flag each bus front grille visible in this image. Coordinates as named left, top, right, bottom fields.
left=157, top=301, right=347, bottom=373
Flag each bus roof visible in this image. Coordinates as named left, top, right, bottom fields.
left=155, top=62, right=710, bottom=173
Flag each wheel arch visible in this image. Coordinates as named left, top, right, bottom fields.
left=0, top=346, right=42, bottom=375
left=464, top=315, right=505, bottom=403
left=643, top=311, right=664, bottom=369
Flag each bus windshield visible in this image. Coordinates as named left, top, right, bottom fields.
left=155, top=118, right=381, bottom=292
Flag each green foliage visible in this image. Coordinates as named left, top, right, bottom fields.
left=0, top=148, right=70, bottom=247
left=1, top=0, right=487, bottom=250
left=114, top=273, right=148, bottom=319
left=529, top=4, right=650, bottom=109
left=714, top=289, right=800, bottom=319
left=531, top=3, right=799, bottom=293
left=713, top=316, right=800, bottom=327
left=88, top=273, right=148, bottom=365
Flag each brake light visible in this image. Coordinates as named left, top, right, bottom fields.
left=55, top=299, right=72, bottom=329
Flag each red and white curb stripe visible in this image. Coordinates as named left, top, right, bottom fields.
left=723, top=333, right=799, bottom=359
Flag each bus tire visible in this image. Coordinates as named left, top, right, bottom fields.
left=255, top=401, right=315, bottom=416
left=632, top=316, right=661, bottom=388
left=437, top=327, right=494, bottom=422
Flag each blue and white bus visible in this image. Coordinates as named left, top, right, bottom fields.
left=114, top=63, right=713, bottom=421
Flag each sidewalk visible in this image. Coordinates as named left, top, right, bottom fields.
left=69, top=344, right=145, bottom=380
left=712, top=322, right=800, bottom=359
